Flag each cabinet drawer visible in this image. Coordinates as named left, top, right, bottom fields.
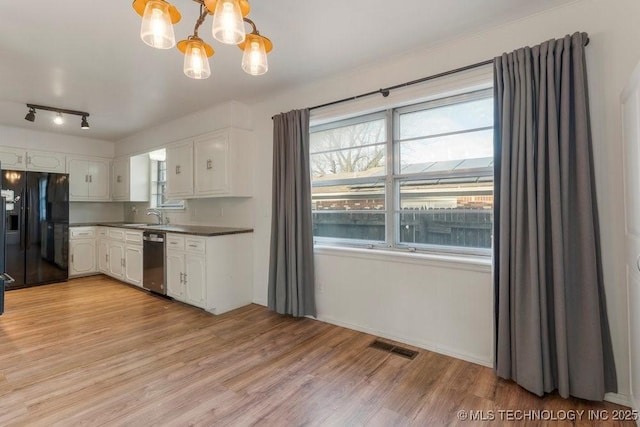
left=166, top=234, right=185, bottom=251
left=185, top=237, right=206, bottom=254
left=70, top=227, right=95, bottom=239
left=125, top=230, right=143, bottom=245
left=108, top=228, right=126, bottom=241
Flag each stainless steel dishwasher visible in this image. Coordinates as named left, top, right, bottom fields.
left=143, top=231, right=166, bottom=295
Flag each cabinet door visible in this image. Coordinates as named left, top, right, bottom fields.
left=112, top=158, right=129, bottom=200
left=98, top=239, right=109, bottom=273
left=67, top=158, right=89, bottom=199
left=166, top=251, right=185, bottom=301
left=166, top=142, right=193, bottom=197
left=124, top=244, right=143, bottom=287
left=185, top=254, right=206, bottom=309
left=69, top=240, right=96, bottom=276
left=0, top=147, right=26, bottom=170
left=108, top=241, right=125, bottom=279
left=194, top=133, right=229, bottom=195
left=27, top=150, right=66, bottom=173
left=88, top=160, right=110, bottom=200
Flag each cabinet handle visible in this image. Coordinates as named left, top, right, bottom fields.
left=71, top=254, right=74, bottom=263
left=117, top=175, right=122, bottom=183
left=18, top=155, right=23, bottom=164
left=176, top=165, right=181, bottom=175
left=27, top=156, right=31, bottom=165
left=188, top=244, right=197, bottom=248
left=106, top=254, right=109, bottom=263
left=89, top=175, right=93, bottom=183
left=122, top=259, right=126, bottom=268
left=206, top=159, right=213, bottom=170
left=170, top=241, right=178, bottom=245
left=179, top=272, right=184, bottom=284
left=183, top=273, right=187, bottom=284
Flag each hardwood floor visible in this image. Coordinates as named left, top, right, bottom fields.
left=0, top=276, right=634, bottom=426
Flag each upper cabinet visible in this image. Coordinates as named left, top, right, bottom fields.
left=0, top=147, right=65, bottom=173
left=112, top=154, right=150, bottom=202
left=166, top=128, right=253, bottom=199
left=67, top=156, right=110, bottom=201
left=166, top=140, right=194, bottom=197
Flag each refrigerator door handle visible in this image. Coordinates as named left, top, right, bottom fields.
left=0, top=273, right=15, bottom=284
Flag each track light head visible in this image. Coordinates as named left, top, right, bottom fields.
left=25, top=107, right=36, bottom=122
left=81, top=116, right=90, bottom=129
left=53, top=112, right=64, bottom=125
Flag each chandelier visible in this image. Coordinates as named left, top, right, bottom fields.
left=132, top=0, right=272, bottom=79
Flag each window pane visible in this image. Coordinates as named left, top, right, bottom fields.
left=311, top=145, right=386, bottom=180
left=310, top=118, right=386, bottom=153
left=399, top=97, right=493, bottom=140
left=313, top=212, right=385, bottom=242
left=398, top=180, right=493, bottom=249
left=312, top=183, right=385, bottom=241
left=398, top=129, right=493, bottom=171
left=312, top=184, right=385, bottom=210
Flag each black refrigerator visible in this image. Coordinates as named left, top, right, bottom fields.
left=2, top=170, right=69, bottom=290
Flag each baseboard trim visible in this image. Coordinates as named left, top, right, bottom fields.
left=317, top=314, right=493, bottom=368
left=604, top=392, right=633, bottom=407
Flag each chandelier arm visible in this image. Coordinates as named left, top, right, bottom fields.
left=243, top=17, right=258, bottom=35
left=193, top=4, right=209, bottom=38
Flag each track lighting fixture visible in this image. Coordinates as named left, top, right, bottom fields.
left=132, top=0, right=272, bottom=80
left=24, top=104, right=91, bottom=130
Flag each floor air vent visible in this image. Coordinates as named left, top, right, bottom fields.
left=369, top=339, right=418, bottom=360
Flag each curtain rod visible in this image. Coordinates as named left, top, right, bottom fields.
left=272, top=33, right=589, bottom=118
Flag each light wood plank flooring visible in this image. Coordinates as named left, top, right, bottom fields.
left=0, top=276, right=634, bottom=426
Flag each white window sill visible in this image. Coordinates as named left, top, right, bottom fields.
left=314, top=245, right=492, bottom=273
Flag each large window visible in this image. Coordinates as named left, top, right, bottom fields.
left=310, top=88, right=493, bottom=255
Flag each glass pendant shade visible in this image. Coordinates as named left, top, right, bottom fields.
left=140, top=0, right=176, bottom=49
left=241, top=35, right=268, bottom=76
left=211, top=0, right=245, bottom=45
left=183, top=39, right=211, bottom=79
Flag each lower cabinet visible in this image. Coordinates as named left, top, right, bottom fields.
left=167, top=236, right=206, bottom=309
left=97, top=228, right=143, bottom=287
left=165, top=232, right=252, bottom=314
left=124, top=245, right=143, bottom=287
left=69, top=227, right=97, bottom=277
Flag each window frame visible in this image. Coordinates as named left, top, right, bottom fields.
left=310, top=87, right=494, bottom=257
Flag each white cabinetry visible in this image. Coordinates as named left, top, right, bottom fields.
left=124, top=230, right=143, bottom=287
left=67, top=156, right=110, bottom=201
left=165, top=232, right=252, bottom=314
left=0, top=147, right=65, bottom=172
left=166, top=234, right=206, bottom=308
left=69, top=227, right=97, bottom=277
left=166, top=128, right=253, bottom=199
left=112, top=154, right=150, bottom=202
left=98, top=228, right=143, bottom=286
left=166, top=141, right=194, bottom=197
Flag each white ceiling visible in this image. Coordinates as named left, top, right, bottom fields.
left=0, top=0, right=575, bottom=142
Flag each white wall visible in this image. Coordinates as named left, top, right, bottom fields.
left=248, top=0, right=640, bottom=403
left=0, top=124, right=114, bottom=158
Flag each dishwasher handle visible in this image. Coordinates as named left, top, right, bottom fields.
left=143, top=235, right=165, bottom=243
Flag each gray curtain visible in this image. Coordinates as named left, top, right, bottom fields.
left=493, top=32, right=617, bottom=400
left=268, top=109, right=317, bottom=317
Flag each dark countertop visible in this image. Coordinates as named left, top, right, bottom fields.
left=69, top=222, right=253, bottom=237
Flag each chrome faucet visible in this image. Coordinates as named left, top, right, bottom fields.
left=146, top=209, right=163, bottom=224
